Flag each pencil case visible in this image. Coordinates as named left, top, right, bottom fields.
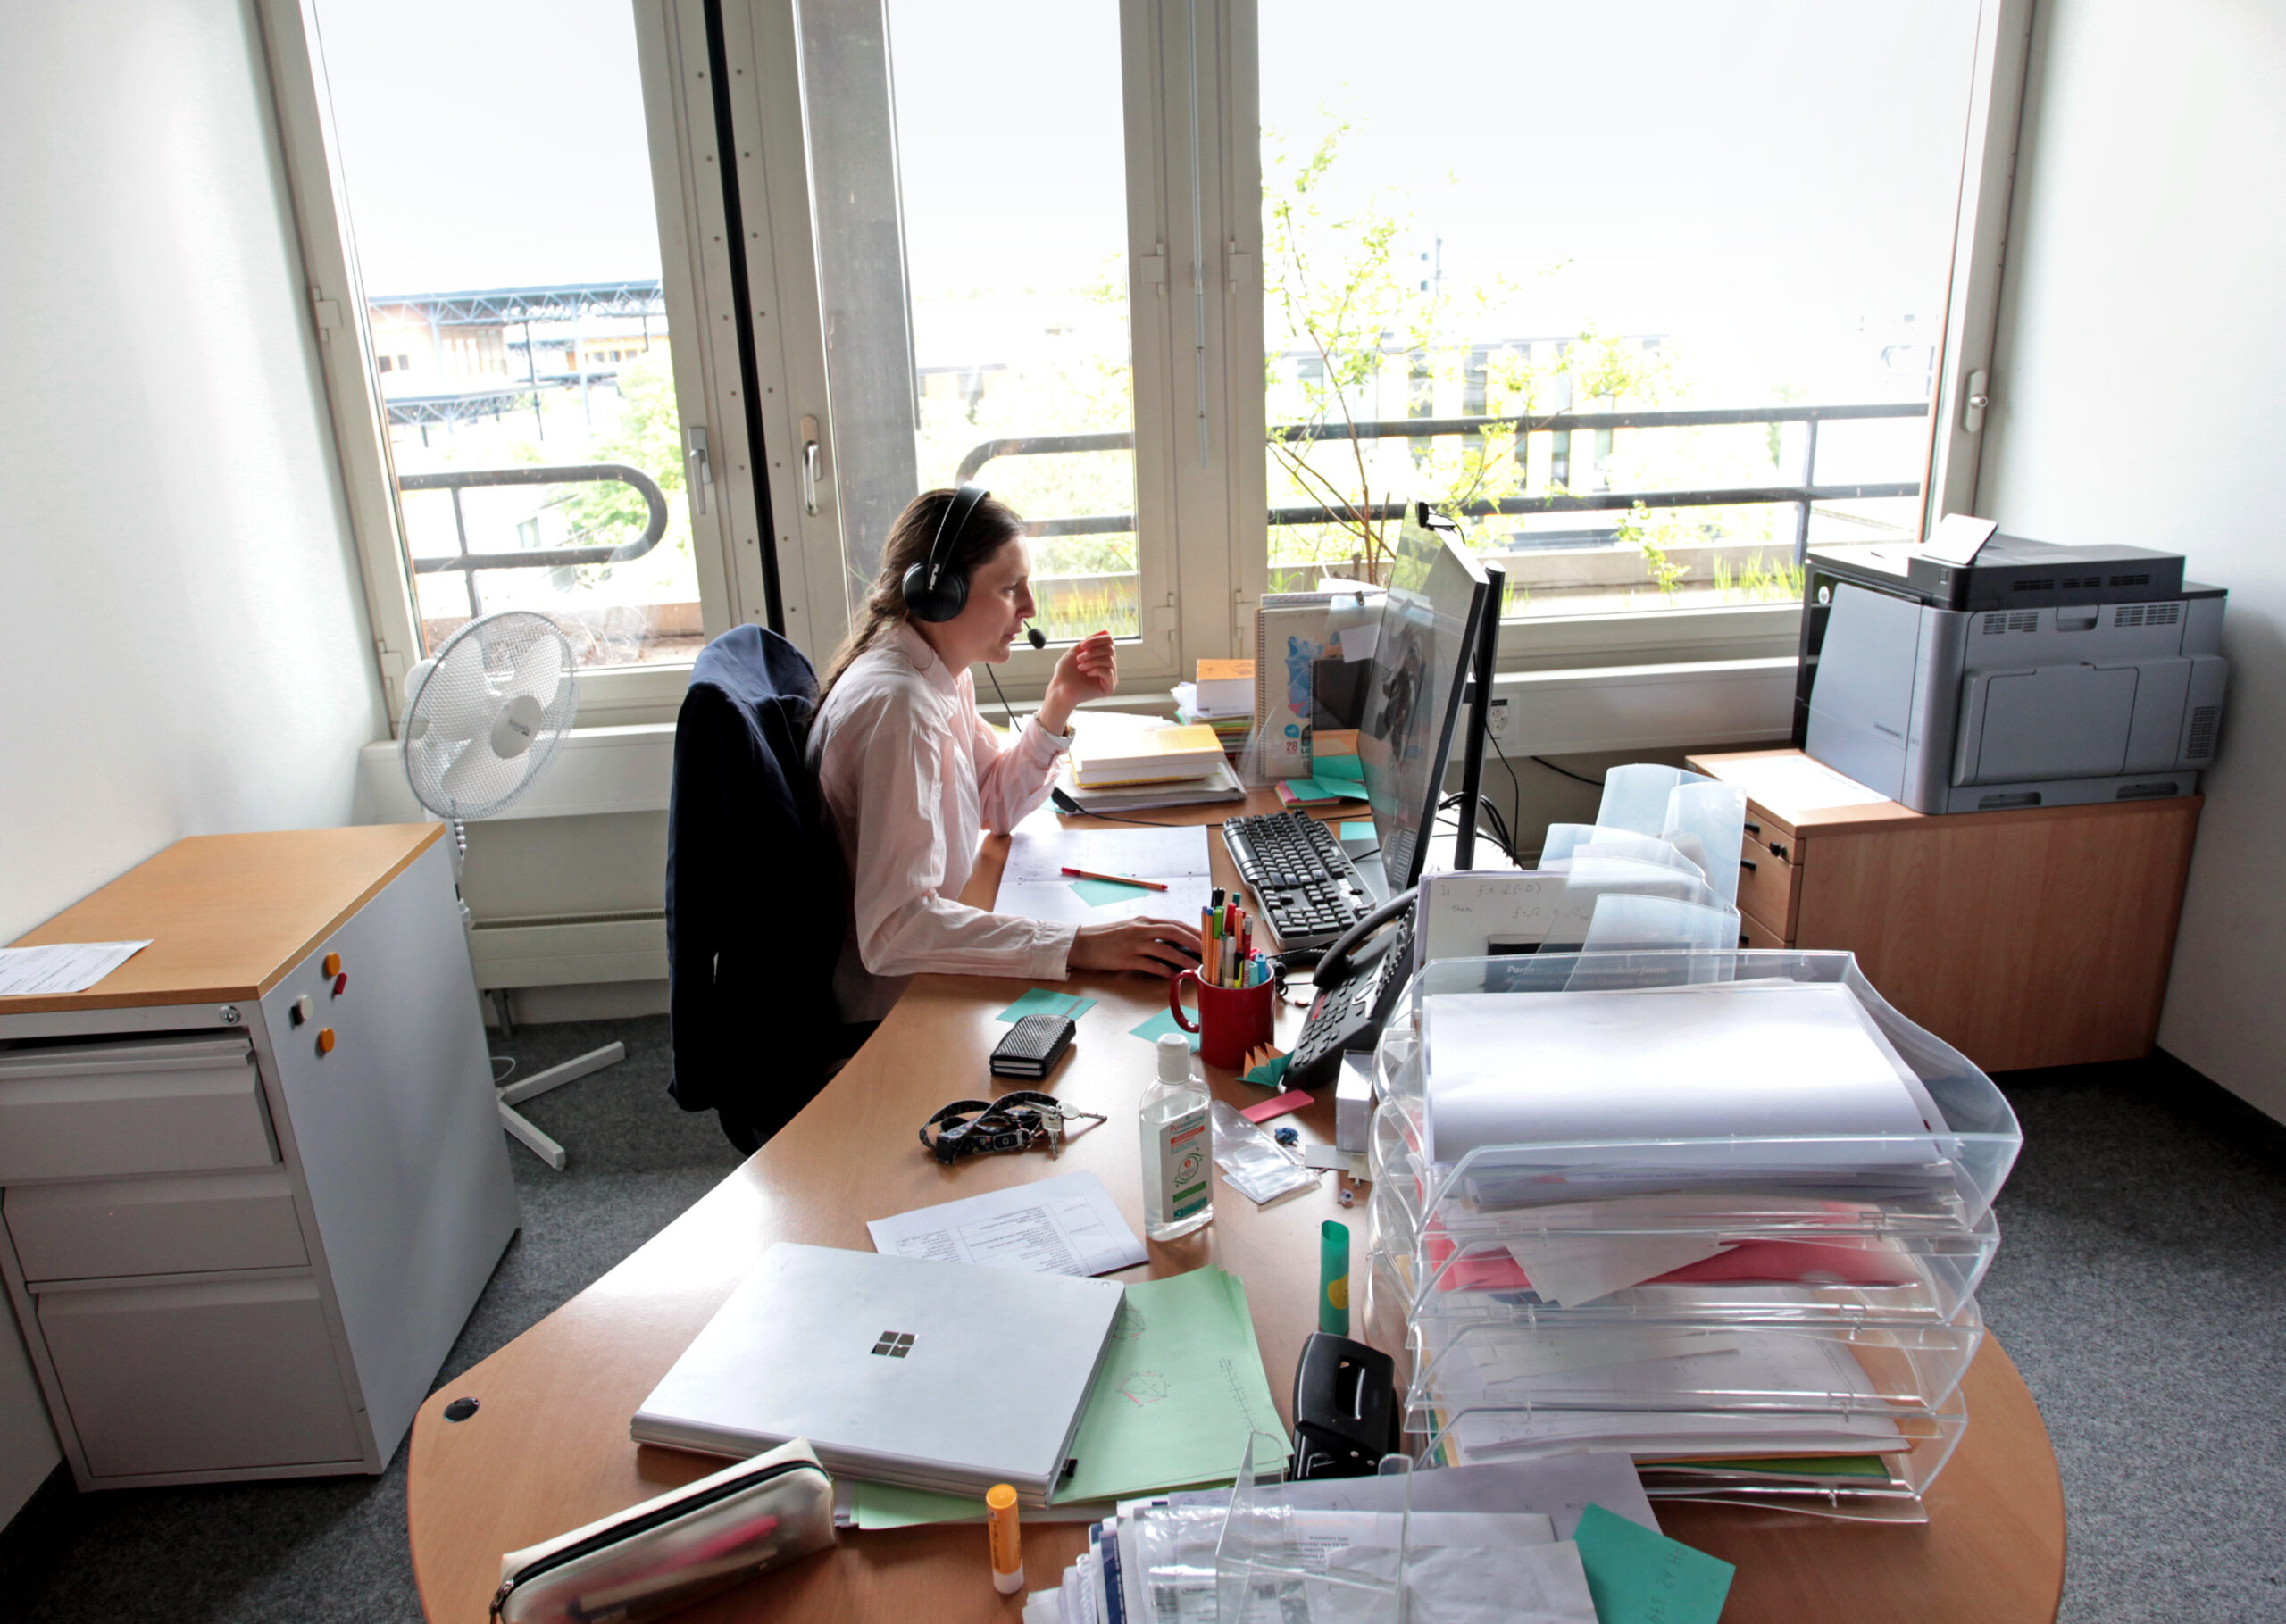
left=490, top=1437, right=836, bottom=1623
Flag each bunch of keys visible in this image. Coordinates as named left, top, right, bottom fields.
left=918, top=1091, right=1108, bottom=1165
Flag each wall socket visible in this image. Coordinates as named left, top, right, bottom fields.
left=1487, top=696, right=1512, bottom=737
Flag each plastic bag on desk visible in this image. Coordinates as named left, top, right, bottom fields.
left=1212, top=1100, right=1322, bottom=1205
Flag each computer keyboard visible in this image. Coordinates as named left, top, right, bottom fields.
left=1222, top=812, right=1374, bottom=948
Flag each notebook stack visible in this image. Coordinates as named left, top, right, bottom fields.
left=1363, top=950, right=2022, bottom=1519
left=1070, top=723, right=1227, bottom=789
left=1172, top=658, right=1255, bottom=757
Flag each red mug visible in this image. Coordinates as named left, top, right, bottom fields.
left=1169, top=970, right=1275, bottom=1070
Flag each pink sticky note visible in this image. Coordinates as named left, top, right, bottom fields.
left=1239, top=1090, right=1311, bottom=1125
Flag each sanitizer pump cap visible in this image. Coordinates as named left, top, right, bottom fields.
left=1156, top=1032, right=1191, bottom=1081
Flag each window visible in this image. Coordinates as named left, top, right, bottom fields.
left=273, top=0, right=2025, bottom=712
left=262, top=0, right=773, bottom=723
left=1259, top=1, right=2003, bottom=629
left=729, top=0, right=2023, bottom=685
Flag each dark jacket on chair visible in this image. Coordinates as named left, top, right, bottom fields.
left=666, top=625, right=855, bottom=1151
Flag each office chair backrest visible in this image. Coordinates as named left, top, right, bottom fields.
left=665, top=625, right=849, bottom=1147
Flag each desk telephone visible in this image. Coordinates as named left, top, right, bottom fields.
left=1285, top=887, right=1417, bottom=1091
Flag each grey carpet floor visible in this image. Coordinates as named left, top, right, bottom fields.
left=0, top=1022, right=2281, bottom=1620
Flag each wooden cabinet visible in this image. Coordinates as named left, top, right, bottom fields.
left=0, top=827, right=520, bottom=1489
left=1688, top=750, right=2202, bottom=1073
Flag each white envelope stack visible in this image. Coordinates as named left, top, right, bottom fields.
left=1363, top=948, right=2022, bottom=1517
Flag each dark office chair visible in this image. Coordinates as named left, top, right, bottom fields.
left=665, top=625, right=865, bottom=1154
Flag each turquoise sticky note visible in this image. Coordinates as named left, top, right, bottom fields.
left=1239, top=1052, right=1289, bottom=1087
left=1128, top=1008, right=1200, bottom=1051
left=996, top=988, right=1097, bottom=1024
left=1339, top=821, right=1375, bottom=842
left=1314, top=754, right=1364, bottom=783
left=1072, top=877, right=1155, bottom=907
left=1573, top=1503, right=1734, bottom=1624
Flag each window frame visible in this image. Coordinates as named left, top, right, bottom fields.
left=273, top=0, right=2032, bottom=726
left=255, top=0, right=764, bottom=729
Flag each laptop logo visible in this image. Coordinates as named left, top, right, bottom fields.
left=870, top=1330, right=915, bottom=1359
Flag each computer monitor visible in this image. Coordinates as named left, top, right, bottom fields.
left=1358, top=506, right=1493, bottom=891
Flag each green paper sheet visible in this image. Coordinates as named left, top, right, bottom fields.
left=850, top=1481, right=982, bottom=1529
left=1071, top=877, right=1156, bottom=907
left=1313, top=754, right=1364, bottom=783
left=1058, top=1267, right=1289, bottom=1503
left=1280, top=777, right=1334, bottom=802
left=995, top=988, right=1097, bottom=1024
left=1239, top=1052, right=1289, bottom=1087
left=1339, top=821, right=1375, bottom=842
left=1128, top=1008, right=1201, bottom=1051
left=1573, top=1502, right=1735, bottom=1624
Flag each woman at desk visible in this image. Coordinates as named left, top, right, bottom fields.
left=812, top=486, right=1203, bottom=1023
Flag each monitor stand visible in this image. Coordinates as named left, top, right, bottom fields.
left=1448, top=564, right=1506, bottom=872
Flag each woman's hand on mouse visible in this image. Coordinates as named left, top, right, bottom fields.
left=1069, top=917, right=1202, bottom=977
left=1039, top=630, right=1118, bottom=735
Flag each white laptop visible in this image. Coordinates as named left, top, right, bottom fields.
left=631, top=1243, right=1125, bottom=1504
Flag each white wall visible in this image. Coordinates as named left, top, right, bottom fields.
left=1978, top=0, right=2286, bottom=1114
left=0, top=0, right=386, bottom=1521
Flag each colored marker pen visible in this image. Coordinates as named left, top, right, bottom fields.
left=986, top=1482, right=1022, bottom=1595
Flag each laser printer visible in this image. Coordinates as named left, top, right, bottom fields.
left=1792, top=533, right=2226, bottom=814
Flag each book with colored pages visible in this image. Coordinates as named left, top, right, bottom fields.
left=1193, top=658, right=1256, bottom=713
left=1072, top=724, right=1227, bottom=788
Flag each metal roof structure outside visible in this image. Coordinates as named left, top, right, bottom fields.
left=363, top=281, right=666, bottom=327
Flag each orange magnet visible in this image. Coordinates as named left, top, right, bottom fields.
left=322, top=953, right=342, bottom=977
left=317, top=1028, right=337, bottom=1054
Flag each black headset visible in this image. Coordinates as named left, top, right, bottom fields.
left=901, top=483, right=991, bottom=624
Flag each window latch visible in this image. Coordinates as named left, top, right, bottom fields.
left=685, top=426, right=713, bottom=517
left=799, top=415, right=822, bottom=515
left=1963, top=370, right=1990, bottom=434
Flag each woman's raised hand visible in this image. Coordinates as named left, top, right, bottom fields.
left=1040, top=629, right=1119, bottom=733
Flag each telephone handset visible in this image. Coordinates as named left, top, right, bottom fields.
left=1285, top=887, right=1417, bottom=1092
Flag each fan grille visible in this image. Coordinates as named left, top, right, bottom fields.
left=400, top=612, right=580, bottom=820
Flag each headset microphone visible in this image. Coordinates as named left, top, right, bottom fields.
left=1024, top=625, right=1047, bottom=650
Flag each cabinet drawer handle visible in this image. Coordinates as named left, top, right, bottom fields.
left=1740, top=858, right=1758, bottom=872
left=1742, top=821, right=1761, bottom=836
left=1769, top=841, right=1790, bottom=860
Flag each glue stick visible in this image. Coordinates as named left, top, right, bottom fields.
left=986, top=1482, right=1023, bottom=1595
left=1320, top=1220, right=1351, bottom=1336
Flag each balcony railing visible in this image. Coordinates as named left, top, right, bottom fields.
left=399, top=462, right=668, bottom=617
left=956, top=400, right=1926, bottom=563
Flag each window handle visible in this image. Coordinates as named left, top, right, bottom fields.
left=684, top=426, right=712, bottom=518
left=800, top=414, right=822, bottom=516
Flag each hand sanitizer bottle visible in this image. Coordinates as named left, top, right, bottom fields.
left=1141, top=1033, right=1214, bottom=1240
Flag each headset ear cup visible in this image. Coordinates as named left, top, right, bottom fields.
left=901, top=560, right=968, bottom=623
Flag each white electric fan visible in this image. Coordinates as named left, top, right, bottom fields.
left=400, top=610, right=624, bottom=1170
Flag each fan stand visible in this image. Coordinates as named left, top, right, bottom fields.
left=450, top=823, right=622, bottom=1173
left=496, top=1035, right=627, bottom=1171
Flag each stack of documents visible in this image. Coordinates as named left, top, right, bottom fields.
left=1364, top=951, right=2022, bottom=1515
left=1023, top=1453, right=1737, bottom=1624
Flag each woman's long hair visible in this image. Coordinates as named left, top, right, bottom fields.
left=816, top=488, right=1025, bottom=705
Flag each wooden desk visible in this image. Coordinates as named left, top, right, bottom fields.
left=405, top=793, right=2064, bottom=1622
left=1689, top=747, right=2201, bottom=1072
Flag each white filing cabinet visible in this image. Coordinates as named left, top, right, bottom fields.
left=0, top=826, right=519, bottom=1488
